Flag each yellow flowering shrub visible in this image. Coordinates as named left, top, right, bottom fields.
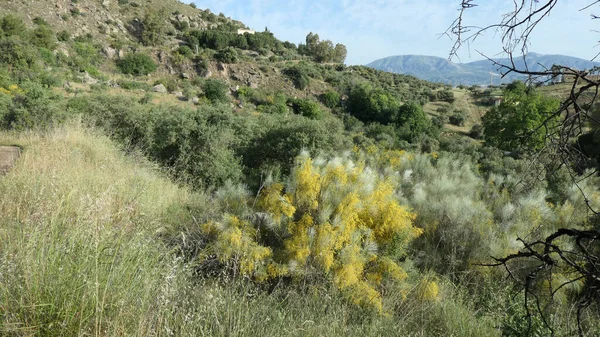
left=200, top=152, right=423, bottom=312
left=281, top=152, right=422, bottom=311
left=200, top=215, right=272, bottom=278
left=0, top=84, right=23, bottom=96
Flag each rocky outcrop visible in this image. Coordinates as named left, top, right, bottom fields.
left=152, top=84, right=167, bottom=93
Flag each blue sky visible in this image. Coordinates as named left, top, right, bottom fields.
left=190, top=1, right=600, bottom=65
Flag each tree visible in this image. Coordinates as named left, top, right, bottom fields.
left=333, top=43, right=347, bottom=64
left=482, top=82, right=560, bottom=152
left=347, top=83, right=400, bottom=125
left=395, top=102, right=436, bottom=142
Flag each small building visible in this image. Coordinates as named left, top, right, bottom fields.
left=237, top=28, right=255, bottom=35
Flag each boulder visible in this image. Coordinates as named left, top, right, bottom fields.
left=102, top=46, right=117, bottom=59
left=80, top=72, right=98, bottom=85
left=152, top=84, right=167, bottom=93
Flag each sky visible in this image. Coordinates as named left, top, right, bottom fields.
left=190, top=1, right=600, bottom=65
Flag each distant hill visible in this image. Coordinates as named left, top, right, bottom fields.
left=367, top=53, right=600, bottom=85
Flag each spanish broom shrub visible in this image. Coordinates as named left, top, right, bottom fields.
left=199, top=152, right=423, bottom=312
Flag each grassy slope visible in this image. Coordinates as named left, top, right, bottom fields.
left=0, top=124, right=498, bottom=336
left=424, top=88, right=484, bottom=135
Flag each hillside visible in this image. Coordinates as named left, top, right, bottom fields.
left=367, top=53, right=600, bottom=85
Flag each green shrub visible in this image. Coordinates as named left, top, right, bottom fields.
left=283, top=65, right=310, bottom=90
left=289, top=98, right=323, bottom=120
left=202, top=79, right=228, bottom=102
left=32, top=17, right=49, bottom=26
left=140, top=8, right=168, bottom=46
left=0, top=37, right=39, bottom=69
left=57, top=30, right=71, bottom=42
left=177, top=45, right=194, bottom=58
left=154, top=77, right=178, bottom=92
left=215, top=46, right=238, bottom=63
left=319, top=90, right=340, bottom=108
left=117, top=53, right=157, bottom=75
left=449, top=110, right=467, bottom=126
left=347, top=83, right=400, bottom=125
left=2, top=82, right=65, bottom=130
left=469, top=124, right=483, bottom=139
left=1, top=14, right=26, bottom=37
left=30, top=25, right=56, bottom=49
left=438, top=89, right=455, bottom=103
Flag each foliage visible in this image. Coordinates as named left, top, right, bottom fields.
left=319, top=90, right=341, bottom=108
left=449, top=110, right=467, bottom=126
left=202, top=78, right=229, bottom=102
left=30, top=25, right=56, bottom=49
left=283, top=64, right=311, bottom=90
left=117, top=53, right=158, bottom=75
left=396, top=102, right=436, bottom=142
left=347, top=83, right=400, bottom=125
left=140, top=8, right=168, bottom=46
left=0, top=37, right=38, bottom=69
left=289, top=98, right=323, bottom=120
left=0, top=14, right=26, bottom=37
left=200, top=153, right=422, bottom=312
left=299, top=32, right=347, bottom=63
left=215, top=46, right=238, bottom=63
left=1, top=82, right=64, bottom=130
left=483, top=81, right=560, bottom=152
left=437, top=89, right=455, bottom=103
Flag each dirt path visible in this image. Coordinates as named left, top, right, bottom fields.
left=0, top=146, right=20, bottom=175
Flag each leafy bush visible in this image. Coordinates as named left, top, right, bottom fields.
left=289, top=98, right=323, bottom=120
left=30, top=25, right=56, bottom=49
left=0, top=37, right=39, bottom=69
left=1, top=82, right=65, bottom=130
left=1, top=14, right=26, bottom=37
left=469, top=124, right=483, bottom=139
left=283, top=64, right=312, bottom=90
left=482, top=81, right=560, bottom=152
left=202, top=79, right=228, bottom=102
left=215, top=46, right=238, bottom=63
left=176, top=45, right=194, bottom=58
left=449, top=110, right=467, bottom=126
left=57, top=30, right=71, bottom=42
left=116, top=53, right=157, bottom=75
left=347, top=83, right=400, bottom=125
left=437, top=89, right=455, bottom=103
left=140, top=8, right=168, bottom=46
left=319, top=90, right=340, bottom=108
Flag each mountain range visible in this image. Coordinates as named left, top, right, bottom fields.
left=366, top=53, right=600, bottom=85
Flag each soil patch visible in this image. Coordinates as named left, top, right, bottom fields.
left=0, top=146, right=20, bottom=175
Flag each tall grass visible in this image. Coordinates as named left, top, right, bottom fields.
left=0, top=124, right=193, bottom=336
left=0, top=124, right=499, bottom=336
